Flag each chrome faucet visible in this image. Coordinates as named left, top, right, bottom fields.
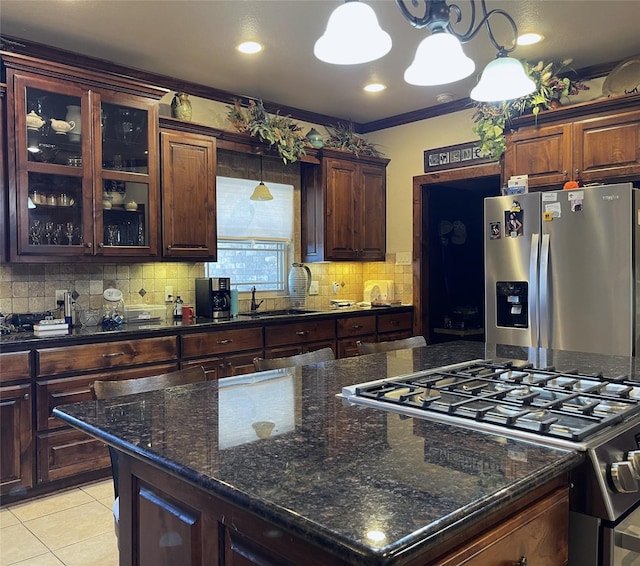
left=250, top=286, right=263, bottom=312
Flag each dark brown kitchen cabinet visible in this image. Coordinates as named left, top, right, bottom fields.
left=302, top=149, right=389, bottom=262
left=503, top=96, right=640, bottom=190
left=0, top=351, right=33, bottom=498
left=264, top=319, right=336, bottom=358
left=34, top=336, right=178, bottom=484
left=0, top=83, right=7, bottom=264
left=3, top=53, right=165, bottom=263
left=434, top=486, right=568, bottom=566
left=377, top=311, right=414, bottom=342
left=337, top=315, right=376, bottom=357
left=160, top=122, right=219, bottom=259
left=181, top=327, right=263, bottom=379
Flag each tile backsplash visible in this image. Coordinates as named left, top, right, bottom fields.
left=0, top=255, right=412, bottom=320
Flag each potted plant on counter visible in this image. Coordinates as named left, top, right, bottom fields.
left=473, top=58, right=589, bottom=160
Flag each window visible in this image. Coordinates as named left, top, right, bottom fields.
left=205, top=177, right=294, bottom=292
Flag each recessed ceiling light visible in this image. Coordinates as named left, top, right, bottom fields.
left=517, top=33, right=544, bottom=46
left=237, top=41, right=263, bottom=54
left=364, top=83, right=386, bottom=93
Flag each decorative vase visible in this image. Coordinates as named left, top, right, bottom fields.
left=171, top=92, right=192, bottom=121
left=305, top=128, right=324, bottom=148
left=65, top=105, right=82, bottom=142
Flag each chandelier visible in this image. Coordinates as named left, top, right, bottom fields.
left=314, top=0, right=536, bottom=102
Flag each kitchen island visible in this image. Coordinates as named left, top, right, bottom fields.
left=52, top=342, right=594, bottom=565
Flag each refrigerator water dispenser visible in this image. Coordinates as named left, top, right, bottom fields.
left=496, top=282, right=528, bottom=328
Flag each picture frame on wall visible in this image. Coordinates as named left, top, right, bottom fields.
left=423, top=141, right=496, bottom=173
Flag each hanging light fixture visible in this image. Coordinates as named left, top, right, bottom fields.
left=250, top=156, right=274, bottom=201
left=314, top=0, right=392, bottom=65
left=315, top=0, right=537, bottom=102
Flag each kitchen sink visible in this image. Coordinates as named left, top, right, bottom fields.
left=238, top=309, right=316, bottom=318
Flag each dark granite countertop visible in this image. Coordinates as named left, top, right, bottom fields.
left=50, top=341, right=610, bottom=565
left=0, top=304, right=412, bottom=348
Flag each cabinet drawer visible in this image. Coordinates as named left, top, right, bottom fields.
left=378, top=312, right=412, bottom=334
left=37, top=428, right=110, bottom=484
left=265, top=320, right=335, bottom=348
left=36, top=336, right=178, bottom=377
left=435, top=487, right=568, bottom=565
left=336, top=315, right=376, bottom=338
left=36, top=362, right=178, bottom=431
left=0, top=351, right=31, bottom=382
left=182, top=327, right=263, bottom=358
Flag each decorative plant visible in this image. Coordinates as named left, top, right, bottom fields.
left=473, top=58, right=589, bottom=161
left=227, top=99, right=306, bottom=164
left=324, top=122, right=383, bottom=157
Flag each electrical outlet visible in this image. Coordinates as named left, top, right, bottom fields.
left=332, top=282, right=341, bottom=294
left=396, top=251, right=412, bottom=265
left=165, top=286, right=174, bottom=302
left=308, top=281, right=319, bottom=295
left=55, top=289, right=67, bottom=304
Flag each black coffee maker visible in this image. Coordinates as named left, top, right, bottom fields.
left=195, top=277, right=231, bottom=319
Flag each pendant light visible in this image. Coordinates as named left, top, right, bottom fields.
left=314, top=0, right=391, bottom=65
left=470, top=53, right=536, bottom=101
left=250, top=156, right=274, bottom=201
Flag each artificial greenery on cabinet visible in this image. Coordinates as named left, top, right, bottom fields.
left=473, top=59, right=589, bottom=160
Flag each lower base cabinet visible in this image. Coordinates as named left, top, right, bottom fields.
left=119, top=453, right=568, bottom=566
left=0, top=382, right=33, bottom=498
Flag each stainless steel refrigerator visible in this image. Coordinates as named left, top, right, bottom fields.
left=484, top=183, right=639, bottom=356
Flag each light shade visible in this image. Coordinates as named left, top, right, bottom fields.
left=250, top=182, right=274, bottom=201
left=314, top=1, right=391, bottom=65
left=404, top=32, right=475, bottom=86
left=470, top=56, right=536, bottom=102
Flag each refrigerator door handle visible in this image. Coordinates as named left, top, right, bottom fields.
left=530, top=233, right=540, bottom=347
left=539, top=233, right=551, bottom=348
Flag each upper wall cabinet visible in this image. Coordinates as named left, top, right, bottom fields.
left=302, top=149, right=389, bottom=262
left=503, top=94, right=640, bottom=190
left=159, top=118, right=221, bottom=260
left=3, top=54, right=166, bottom=263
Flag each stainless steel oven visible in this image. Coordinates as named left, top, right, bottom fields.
left=340, top=358, right=640, bottom=566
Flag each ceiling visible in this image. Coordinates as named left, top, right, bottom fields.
left=2, top=1, right=639, bottom=127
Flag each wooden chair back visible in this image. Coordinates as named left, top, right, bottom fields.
left=91, top=365, right=206, bottom=400
left=253, top=347, right=335, bottom=371
left=357, top=335, right=426, bottom=355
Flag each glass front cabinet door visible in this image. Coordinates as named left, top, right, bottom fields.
left=5, top=58, right=162, bottom=262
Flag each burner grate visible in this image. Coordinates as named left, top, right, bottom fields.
left=348, top=359, right=640, bottom=443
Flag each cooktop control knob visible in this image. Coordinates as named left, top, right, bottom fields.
left=627, top=450, right=640, bottom=478
left=611, top=461, right=639, bottom=493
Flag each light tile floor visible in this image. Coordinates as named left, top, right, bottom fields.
left=0, top=480, right=118, bottom=566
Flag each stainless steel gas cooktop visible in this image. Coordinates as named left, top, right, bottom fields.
left=341, top=359, right=640, bottom=451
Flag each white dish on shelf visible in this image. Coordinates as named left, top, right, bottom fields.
left=603, top=55, right=640, bottom=96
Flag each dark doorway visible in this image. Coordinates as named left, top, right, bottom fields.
left=418, top=174, right=500, bottom=343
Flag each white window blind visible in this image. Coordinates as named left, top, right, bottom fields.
left=216, top=177, right=293, bottom=240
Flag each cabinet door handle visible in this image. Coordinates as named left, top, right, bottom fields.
left=217, top=339, right=232, bottom=345
left=515, top=557, right=527, bottom=566
left=98, top=243, right=105, bottom=248
left=295, top=331, right=309, bottom=336
left=167, top=245, right=172, bottom=250
left=391, top=320, right=400, bottom=326
left=563, top=170, right=568, bottom=177
left=24, top=393, right=30, bottom=400
left=102, top=352, right=125, bottom=358
left=85, top=242, right=92, bottom=248
left=351, top=325, right=363, bottom=330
